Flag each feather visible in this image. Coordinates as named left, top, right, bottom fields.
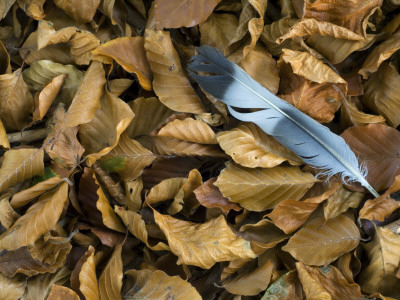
left=188, top=46, right=379, bottom=197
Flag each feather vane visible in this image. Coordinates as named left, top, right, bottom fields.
left=189, top=46, right=379, bottom=197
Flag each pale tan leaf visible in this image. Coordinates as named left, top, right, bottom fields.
left=65, top=61, right=105, bottom=128
left=99, top=244, right=123, bottom=300
left=0, top=68, right=33, bottom=131
left=0, top=272, right=25, bottom=300
left=92, top=37, right=152, bottom=91
left=17, top=0, right=46, bottom=20
left=0, top=148, right=44, bottom=193
left=261, top=270, right=304, bottom=300
left=156, top=117, right=217, bottom=144
left=282, top=215, right=360, bottom=266
left=69, top=30, right=100, bottom=65
left=215, top=162, right=317, bottom=211
left=99, top=133, right=155, bottom=181
left=341, top=96, right=386, bottom=128
left=359, top=227, right=400, bottom=298
left=217, top=123, right=301, bottom=168
left=144, top=29, right=206, bottom=113
left=122, top=269, right=202, bottom=300
left=146, top=177, right=186, bottom=206
left=10, top=176, right=63, bottom=208
left=195, top=112, right=224, bottom=126
left=115, top=206, right=170, bottom=251
left=154, top=0, right=222, bottom=29
left=124, top=178, right=142, bottom=212
left=296, top=262, right=363, bottom=300
left=0, top=1, right=16, bottom=20
left=199, top=13, right=238, bottom=52
left=0, top=196, right=19, bottom=229
left=54, top=0, right=101, bottom=23
left=79, top=90, right=134, bottom=166
left=154, top=210, right=256, bottom=268
left=36, top=20, right=76, bottom=49
left=362, top=62, right=400, bottom=127
left=0, top=119, right=9, bottom=149
left=0, top=182, right=68, bottom=250
left=108, top=79, right=133, bottom=97
left=47, top=285, right=80, bottom=300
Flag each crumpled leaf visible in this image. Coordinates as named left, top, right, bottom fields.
left=92, top=37, right=152, bottom=91
left=99, top=244, right=123, bottom=300
left=0, top=148, right=44, bottom=193
left=0, top=272, right=25, bottom=300
left=362, top=62, right=400, bottom=127
left=99, top=132, right=155, bottom=181
left=17, top=0, right=46, bottom=20
left=0, top=194, right=19, bottom=229
left=217, top=123, right=301, bottom=168
left=0, top=68, right=33, bottom=131
left=54, top=0, right=101, bottom=23
left=114, top=206, right=170, bottom=251
left=154, top=0, right=222, bottom=29
left=215, top=162, right=317, bottom=211
left=144, top=29, right=205, bottom=113
left=0, top=119, right=9, bottom=149
left=261, top=270, right=304, bottom=300
left=0, top=182, right=68, bottom=250
left=122, top=269, right=202, bottom=300
left=0, top=1, right=15, bottom=20
left=79, top=90, right=134, bottom=166
left=154, top=210, right=256, bottom=268
left=341, top=96, right=386, bottom=128
left=47, top=285, right=80, bottom=300
left=282, top=215, right=360, bottom=266
left=296, top=262, right=363, bottom=300
left=341, top=123, right=400, bottom=192
left=359, top=226, right=400, bottom=298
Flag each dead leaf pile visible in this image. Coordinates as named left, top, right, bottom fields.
left=0, top=0, right=400, bottom=299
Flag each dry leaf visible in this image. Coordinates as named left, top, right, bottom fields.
left=122, top=269, right=202, bottom=300
left=0, top=272, right=25, bottom=300
left=340, top=96, right=386, bottom=128
left=154, top=210, right=256, bottom=268
left=217, top=123, right=301, bottom=168
left=144, top=29, right=205, bottom=113
left=154, top=0, right=222, bottom=29
left=108, top=79, right=133, bottom=97
left=98, top=244, right=123, bottom=300
left=215, top=162, right=317, bottom=211
left=92, top=37, right=152, bottom=91
left=54, top=0, right=101, bottom=23
left=341, top=123, right=400, bottom=192
left=0, top=195, right=19, bottom=229
left=0, top=148, right=44, bottom=193
left=261, top=270, right=304, bottom=300
left=69, top=30, right=100, bottom=65
left=17, top=0, right=46, bottom=20
left=0, top=182, right=68, bottom=250
left=47, top=285, right=80, bottom=300
left=282, top=215, right=360, bottom=266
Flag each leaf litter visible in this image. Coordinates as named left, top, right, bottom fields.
left=0, top=0, right=399, bottom=299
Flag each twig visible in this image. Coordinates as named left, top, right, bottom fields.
left=7, top=128, right=48, bottom=144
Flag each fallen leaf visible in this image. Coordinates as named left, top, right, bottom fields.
left=261, top=270, right=304, bottom=300
left=0, top=194, right=19, bottom=229
left=340, top=96, right=386, bottom=128
left=0, top=272, right=25, bottom=300
left=0, top=119, right=9, bottom=149
left=47, top=285, right=80, bottom=300
left=122, top=269, right=202, bottom=300
left=17, top=0, right=46, bottom=20
left=154, top=0, right=222, bottom=29
left=282, top=215, right=360, bottom=265
left=92, top=37, right=152, bottom=91
left=215, top=162, right=317, bottom=211
left=154, top=210, right=256, bottom=268
left=69, top=30, right=100, bottom=65
left=108, top=79, right=133, bottom=97
left=0, top=1, right=15, bottom=20
left=144, top=29, right=205, bottom=113
left=98, top=244, right=123, bottom=300
left=53, top=0, right=101, bottom=23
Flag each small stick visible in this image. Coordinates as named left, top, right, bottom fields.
left=7, top=128, right=48, bottom=144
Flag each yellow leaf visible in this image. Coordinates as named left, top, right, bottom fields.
left=154, top=210, right=256, bottom=268
left=122, top=269, right=202, bottom=300
left=0, top=182, right=68, bottom=250
left=0, top=69, right=33, bottom=131
left=215, top=162, right=317, bottom=211
left=99, top=244, right=123, bottom=300
left=54, top=0, right=101, bottom=23
left=144, top=29, right=206, bottom=113
left=65, top=61, right=105, bottom=128
left=17, top=0, right=45, bottom=20
left=217, top=123, right=301, bottom=168
left=282, top=215, right=360, bottom=266
left=0, top=119, right=9, bottom=149
left=69, top=30, right=100, bottom=65
left=359, top=227, right=400, bottom=297
left=92, top=37, right=152, bottom=91
left=114, top=206, right=170, bottom=251
left=154, top=0, right=222, bottom=29
left=108, top=79, right=133, bottom=97
left=0, top=272, right=25, bottom=300
left=0, top=148, right=44, bottom=193
left=146, top=177, right=186, bottom=206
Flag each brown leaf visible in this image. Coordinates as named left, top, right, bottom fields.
left=282, top=215, right=360, bottom=265
left=0, top=272, right=25, bottom=300
left=0, top=195, right=19, bottom=229
left=194, top=177, right=242, bottom=213
left=215, top=162, right=317, bottom=211
left=0, top=1, right=16, bottom=20
left=92, top=37, right=152, bottom=91
left=0, top=148, right=44, bottom=193
left=99, top=244, right=123, bottom=300
left=362, top=62, right=400, bottom=127
left=296, top=262, right=363, bottom=300
left=144, top=30, right=205, bottom=113
left=108, top=79, right=133, bottom=97
left=0, top=68, right=33, bottom=131
left=217, top=123, right=301, bottom=168
left=0, top=119, right=9, bottom=149
left=154, top=0, right=222, bottom=29
left=341, top=124, right=400, bottom=192
left=54, top=0, right=101, bottom=23
left=359, top=226, right=400, bottom=298
left=122, top=269, right=202, bottom=300
left=261, top=270, right=304, bottom=300
left=154, top=210, right=256, bottom=268
left=17, top=0, right=46, bottom=20
left=340, top=96, right=386, bottom=128
left=47, top=285, right=80, bottom=300
left=69, top=30, right=100, bottom=65
left=0, top=182, right=68, bottom=250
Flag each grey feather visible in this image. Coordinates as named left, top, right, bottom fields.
left=189, top=46, right=379, bottom=197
